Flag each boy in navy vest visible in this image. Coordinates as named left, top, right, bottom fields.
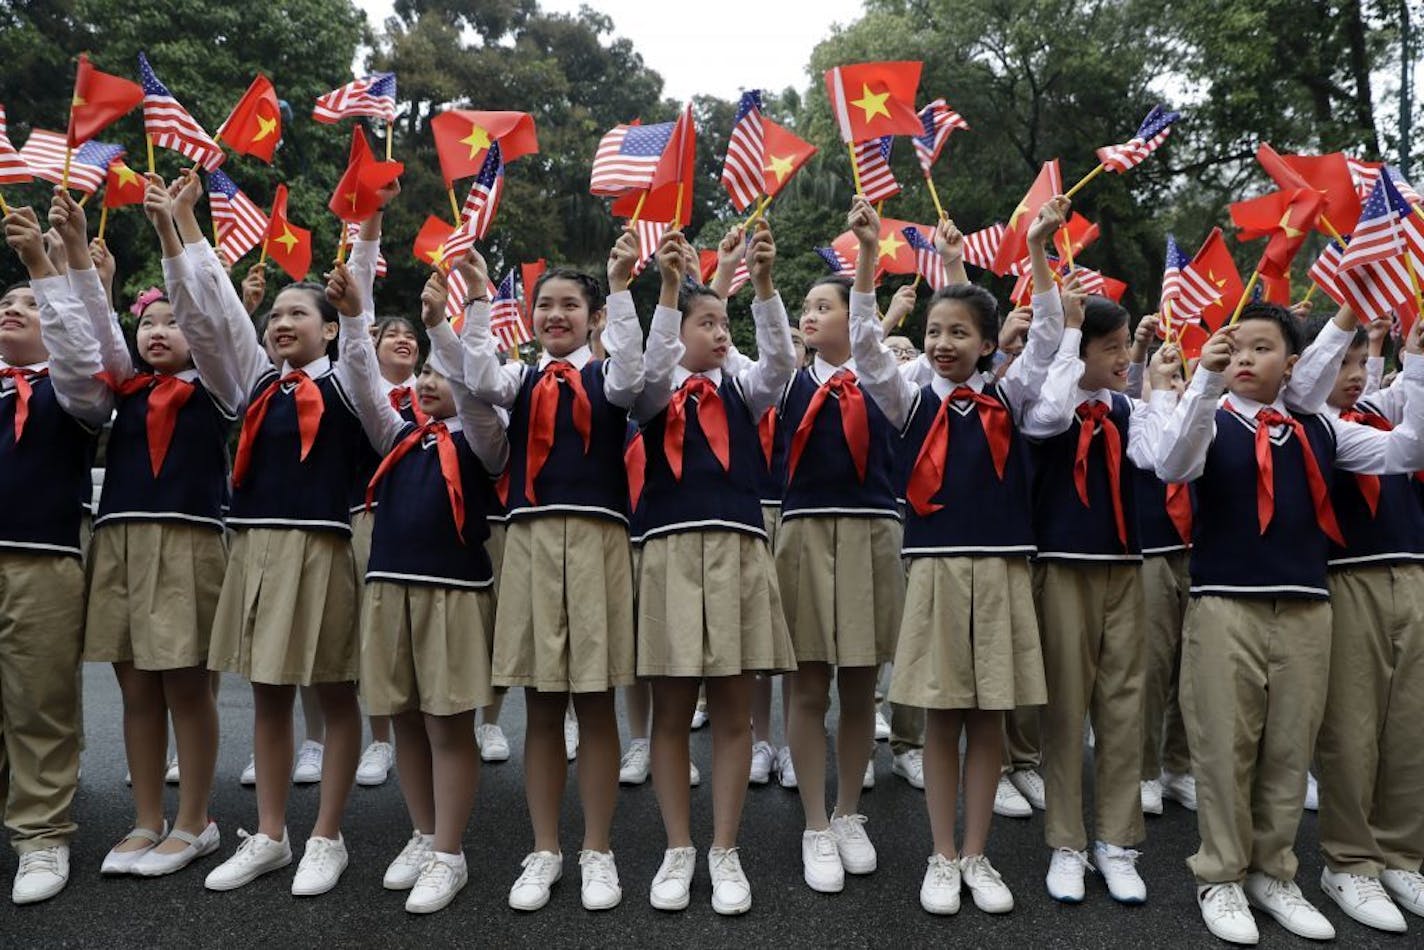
left=1, top=204, right=114, bottom=904
left=1156, top=303, right=1424, bottom=945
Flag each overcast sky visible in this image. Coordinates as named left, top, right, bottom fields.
left=355, top=0, right=867, bottom=101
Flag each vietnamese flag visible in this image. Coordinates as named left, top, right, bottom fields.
left=1192, top=228, right=1245, bottom=332
left=265, top=184, right=312, bottom=281
left=831, top=216, right=925, bottom=279
left=1170, top=321, right=1211, bottom=362
left=1054, top=213, right=1101, bottom=261
left=102, top=160, right=146, bottom=209
left=824, top=61, right=923, bottom=143
left=328, top=126, right=404, bottom=223
left=612, top=104, right=696, bottom=226
left=1258, top=270, right=1292, bottom=306
left=217, top=75, right=282, bottom=163
left=761, top=117, right=817, bottom=198
left=412, top=215, right=457, bottom=270
left=990, top=159, right=1062, bottom=276
left=68, top=54, right=144, bottom=146
left=519, top=258, right=546, bottom=329
left=1230, top=187, right=1324, bottom=278
left=1256, top=143, right=1359, bottom=235
left=431, top=110, right=537, bottom=187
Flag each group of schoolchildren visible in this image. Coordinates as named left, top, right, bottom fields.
left=1, top=173, right=1421, bottom=946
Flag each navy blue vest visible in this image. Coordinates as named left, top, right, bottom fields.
left=347, top=392, right=422, bottom=514
left=96, top=378, right=232, bottom=531
left=777, top=366, right=900, bottom=520
left=0, top=375, right=95, bottom=556
left=638, top=376, right=768, bottom=541
left=1029, top=393, right=1141, bottom=560
left=365, top=422, right=494, bottom=588
left=1133, top=465, right=1192, bottom=555
left=226, top=369, right=370, bottom=535
left=1327, top=404, right=1424, bottom=567
left=756, top=408, right=788, bottom=506
left=1190, top=406, right=1336, bottom=598
left=899, top=383, right=1035, bottom=557
left=502, top=360, right=630, bottom=524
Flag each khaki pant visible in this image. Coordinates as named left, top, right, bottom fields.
left=1141, top=551, right=1191, bottom=779
left=1034, top=561, right=1146, bottom=851
left=889, top=700, right=924, bottom=756
left=1318, top=565, right=1424, bottom=876
left=1182, top=595, right=1331, bottom=883
left=1002, top=705, right=1041, bottom=771
left=0, top=553, right=85, bottom=853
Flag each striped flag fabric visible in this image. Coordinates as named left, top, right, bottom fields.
left=1388, top=165, right=1422, bottom=207
left=457, top=140, right=504, bottom=241
left=0, top=104, right=31, bottom=184
left=1095, top=105, right=1180, bottom=173
left=815, top=245, right=854, bottom=277
left=137, top=52, right=224, bottom=170
left=1310, top=238, right=1411, bottom=325
left=961, top=223, right=1005, bottom=271
left=629, top=220, right=670, bottom=280
left=902, top=226, right=948, bottom=289
left=207, top=168, right=268, bottom=265
left=720, top=90, right=764, bottom=211
left=1345, top=156, right=1382, bottom=203
left=312, top=72, right=397, bottom=123
left=1323, top=173, right=1418, bottom=322
left=1161, top=233, right=1222, bottom=316
left=1340, top=174, right=1410, bottom=272
left=852, top=136, right=900, bottom=202
left=590, top=121, right=676, bottom=195
left=345, top=222, right=387, bottom=277
left=912, top=99, right=968, bottom=176
left=490, top=270, right=532, bottom=352
left=19, top=131, right=123, bottom=194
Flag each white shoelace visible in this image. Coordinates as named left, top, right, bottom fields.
left=1353, top=875, right=1392, bottom=902
left=296, top=745, right=323, bottom=771
left=415, top=857, right=457, bottom=890
left=1205, top=883, right=1250, bottom=916
left=230, top=829, right=261, bottom=861
left=18, top=849, right=61, bottom=875
left=517, top=851, right=560, bottom=885
left=808, top=830, right=839, bottom=860
left=395, top=834, right=431, bottom=870
left=301, top=839, right=340, bottom=874
left=1266, top=877, right=1315, bottom=913
left=621, top=744, right=649, bottom=770
left=710, top=847, right=744, bottom=882
left=833, top=813, right=870, bottom=840
left=359, top=743, right=390, bottom=769
left=960, top=854, right=1003, bottom=886
left=925, top=854, right=958, bottom=885
left=1098, top=847, right=1142, bottom=873
left=1053, top=848, right=1095, bottom=875
left=655, top=848, right=694, bottom=885
left=579, top=851, right=617, bottom=888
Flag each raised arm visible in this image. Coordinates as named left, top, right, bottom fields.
left=846, top=197, right=917, bottom=429
left=733, top=222, right=796, bottom=417
left=1284, top=305, right=1357, bottom=413
left=1334, top=327, right=1424, bottom=474
left=1155, top=326, right=1233, bottom=483
left=327, top=262, right=406, bottom=455
left=49, top=188, right=133, bottom=382
left=631, top=231, right=687, bottom=424
left=600, top=228, right=647, bottom=409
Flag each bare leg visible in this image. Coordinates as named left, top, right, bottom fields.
left=524, top=689, right=569, bottom=852
left=393, top=711, right=433, bottom=834
left=789, top=663, right=833, bottom=830
left=310, top=681, right=360, bottom=839
left=426, top=711, right=479, bottom=854
left=625, top=680, right=652, bottom=741
left=750, top=674, right=773, bottom=744
left=706, top=674, right=754, bottom=849
left=924, top=708, right=965, bottom=858
left=961, top=709, right=1003, bottom=857
left=650, top=679, right=700, bottom=847
left=151, top=666, right=218, bottom=853
left=571, top=690, right=620, bottom=852
left=368, top=714, right=391, bottom=744
left=299, top=685, right=324, bottom=744
left=252, top=683, right=296, bottom=840
left=832, top=665, right=879, bottom=817
left=114, top=663, right=167, bottom=849
left=479, top=688, right=506, bottom=726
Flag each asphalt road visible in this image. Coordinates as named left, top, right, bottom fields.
left=0, top=666, right=1412, bottom=948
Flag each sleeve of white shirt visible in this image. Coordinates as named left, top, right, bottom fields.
left=30, top=275, right=114, bottom=427
left=999, top=289, right=1066, bottom=418
left=1284, top=319, right=1354, bottom=414
left=849, top=289, right=917, bottom=430
left=69, top=265, right=133, bottom=383
left=426, top=319, right=465, bottom=384
left=1127, top=391, right=1177, bottom=470
left=1360, top=371, right=1408, bottom=424
left=166, top=240, right=269, bottom=414
left=736, top=293, right=798, bottom=419
left=1333, top=354, right=1424, bottom=474
left=452, top=385, right=510, bottom=476
left=460, top=298, right=524, bottom=409
left=1365, top=356, right=1384, bottom=396
left=1154, top=368, right=1224, bottom=483
left=338, top=314, right=406, bottom=455
left=600, top=289, right=645, bottom=409
left=1125, top=361, right=1145, bottom=401
left=1017, top=328, right=1088, bottom=439
left=632, top=304, right=683, bottom=424
left=347, top=238, right=381, bottom=316
left=899, top=352, right=933, bottom=386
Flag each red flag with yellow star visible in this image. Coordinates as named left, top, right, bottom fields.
left=824, top=61, right=923, bottom=143
left=412, top=215, right=457, bottom=270
left=1230, top=187, right=1324, bottom=278
left=990, top=159, right=1062, bottom=276
left=1191, top=227, right=1245, bottom=332
left=431, top=110, right=538, bottom=187
left=102, top=160, right=146, bottom=208
left=68, top=54, right=144, bottom=147
left=831, top=217, right=924, bottom=278
left=216, top=75, right=282, bottom=163
left=328, top=126, right=404, bottom=223
left=265, top=184, right=311, bottom=281
left=761, top=117, right=817, bottom=198
left=1256, top=144, right=1362, bottom=235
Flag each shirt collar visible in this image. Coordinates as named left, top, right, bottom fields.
left=538, top=345, right=592, bottom=371
left=1075, top=386, right=1114, bottom=408
left=1221, top=391, right=1288, bottom=420
left=812, top=353, right=856, bottom=382
left=173, top=368, right=200, bottom=383
left=281, top=354, right=332, bottom=378
left=380, top=374, right=418, bottom=395
left=672, top=365, right=723, bottom=389
left=931, top=372, right=986, bottom=399
left=428, top=414, right=462, bottom=434
left=0, top=358, right=48, bottom=374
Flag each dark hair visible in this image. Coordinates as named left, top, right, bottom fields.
left=1237, top=301, right=1303, bottom=355
left=1, top=280, right=31, bottom=299
left=1303, top=311, right=1367, bottom=351
left=1079, top=295, right=1130, bottom=349
left=677, top=283, right=723, bottom=317
left=274, top=281, right=341, bottom=360
left=927, top=283, right=999, bottom=371
left=373, top=314, right=430, bottom=366
left=809, top=275, right=852, bottom=305
left=532, top=268, right=605, bottom=314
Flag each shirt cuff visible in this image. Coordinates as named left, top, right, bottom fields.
left=1190, top=368, right=1226, bottom=397
left=1057, top=327, right=1082, bottom=358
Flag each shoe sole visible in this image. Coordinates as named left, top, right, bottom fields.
left=292, top=871, right=347, bottom=897
left=582, top=893, right=622, bottom=911
left=843, top=859, right=877, bottom=875
left=920, top=898, right=960, bottom=915
left=354, top=774, right=388, bottom=787
left=993, top=805, right=1033, bottom=819
left=969, top=893, right=1015, bottom=914
left=206, top=855, right=292, bottom=891
left=11, top=880, right=68, bottom=905
left=292, top=777, right=321, bottom=785
left=805, top=875, right=844, bottom=894
left=383, top=877, right=418, bottom=891
left=618, top=775, right=649, bottom=786
left=713, top=896, right=752, bottom=915
left=1047, top=883, right=1085, bottom=904
left=1246, top=895, right=1335, bottom=940
left=1204, top=921, right=1260, bottom=946
left=132, top=840, right=221, bottom=877
left=1163, top=794, right=1198, bottom=811
left=650, top=890, right=690, bottom=912
left=406, top=879, right=467, bottom=914
left=481, top=751, right=510, bottom=763
left=778, top=778, right=798, bottom=789
left=748, top=773, right=770, bottom=785
left=892, top=769, right=925, bottom=790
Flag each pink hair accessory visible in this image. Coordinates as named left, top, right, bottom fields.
left=130, top=287, right=167, bottom=317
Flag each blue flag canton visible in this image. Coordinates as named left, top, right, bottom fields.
left=1135, top=105, right=1180, bottom=141
left=137, top=52, right=171, bottom=97
left=902, top=227, right=935, bottom=253
left=1360, top=169, right=1410, bottom=224
left=75, top=140, right=125, bottom=169
left=474, top=140, right=504, bottom=185
left=368, top=72, right=397, bottom=99
left=876, top=136, right=894, bottom=162
left=1164, top=234, right=1191, bottom=272
left=621, top=122, right=675, bottom=156
left=493, top=269, right=517, bottom=303
left=734, top=90, right=764, bottom=124
left=815, top=246, right=848, bottom=272
left=914, top=105, right=940, bottom=148
left=207, top=168, right=241, bottom=198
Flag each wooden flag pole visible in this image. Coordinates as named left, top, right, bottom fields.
left=924, top=173, right=946, bottom=221
left=1064, top=163, right=1106, bottom=199
left=1300, top=284, right=1318, bottom=305
left=77, top=193, right=90, bottom=208
left=672, top=182, right=685, bottom=231
left=211, top=212, right=220, bottom=248
left=258, top=238, right=269, bottom=267
left=61, top=146, right=73, bottom=191
left=847, top=142, right=864, bottom=196
left=385, top=119, right=393, bottom=162
left=97, top=204, right=108, bottom=241
left=1405, top=253, right=1424, bottom=317
left=1062, top=234, right=1076, bottom=272
left=628, top=190, right=649, bottom=257
left=1228, top=270, right=1262, bottom=325
left=447, top=187, right=461, bottom=223
left=0, top=192, right=9, bottom=216
left=146, top=135, right=155, bottom=175
left=745, top=194, right=772, bottom=227
left=335, top=225, right=347, bottom=264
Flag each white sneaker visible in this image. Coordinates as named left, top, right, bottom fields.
left=165, top=756, right=181, bottom=784
left=239, top=755, right=257, bottom=786
left=749, top=741, right=775, bottom=785
left=619, top=739, right=650, bottom=785
left=690, top=704, right=709, bottom=730
left=994, top=775, right=1033, bottom=818
left=1382, top=868, right=1424, bottom=918
left=383, top=830, right=434, bottom=890
left=920, top=854, right=961, bottom=914
left=564, top=712, right=579, bottom=761
left=291, top=834, right=349, bottom=896
left=12, top=845, right=69, bottom=905
left=1304, top=772, right=1320, bottom=812
left=830, top=813, right=877, bottom=874
left=1141, top=779, right=1164, bottom=816
left=1008, top=768, right=1046, bottom=811
left=1244, top=872, right=1335, bottom=940
left=893, top=749, right=925, bottom=789
left=579, top=849, right=621, bottom=910
left=874, top=709, right=891, bottom=741
left=775, top=746, right=798, bottom=788
left=477, top=723, right=510, bottom=762
left=960, top=854, right=1014, bottom=913
left=1161, top=770, right=1197, bottom=810
left=801, top=829, right=844, bottom=893
left=406, top=852, right=468, bottom=914
left=132, top=822, right=221, bottom=877
left=1320, top=867, right=1407, bottom=933
left=862, top=758, right=875, bottom=790
left=1093, top=841, right=1147, bottom=904
left=709, top=847, right=752, bottom=915
left=649, top=846, right=695, bottom=911
left=1199, top=882, right=1260, bottom=945
left=101, top=824, right=166, bottom=875
left=509, top=850, right=562, bottom=911
left=205, top=829, right=292, bottom=891
left=355, top=740, right=394, bottom=787
left=689, top=761, right=701, bottom=787
left=1046, top=848, right=1091, bottom=903
left=292, top=740, right=324, bottom=784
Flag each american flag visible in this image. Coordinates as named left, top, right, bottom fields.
left=1095, top=105, right=1180, bottom=173
left=1318, top=173, right=1419, bottom=323
left=0, top=104, right=31, bottom=184
left=902, top=227, right=947, bottom=289
left=1310, top=239, right=1410, bottom=325
left=962, top=223, right=1005, bottom=271
left=312, top=72, right=397, bottom=123
left=720, top=90, right=764, bottom=212
left=345, top=221, right=387, bottom=277
left=1341, top=173, right=1410, bottom=272
left=19, top=130, right=123, bottom=194
left=458, top=140, right=504, bottom=241
left=138, top=52, right=224, bottom=171
left=1388, top=165, right=1422, bottom=207
left=726, top=261, right=751, bottom=296
left=590, top=121, right=676, bottom=195
left=444, top=271, right=499, bottom=330
left=628, top=220, right=670, bottom=280
left=207, top=168, right=268, bottom=265
left=490, top=270, right=532, bottom=352
left=912, top=99, right=968, bottom=176
left=852, top=136, right=899, bottom=202
left=1346, top=156, right=1382, bottom=202
left=1161, top=233, right=1221, bottom=316
left=815, top=245, right=854, bottom=276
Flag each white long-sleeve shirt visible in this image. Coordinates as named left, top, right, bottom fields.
left=28, top=275, right=114, bottom=427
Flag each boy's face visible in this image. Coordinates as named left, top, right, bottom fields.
left=1080, top=324, right=1131, bottom=393
left=0, top=286, right=44, bottom=365
left=680, top=296, right=730, bottom=374
left=1228, top=318, right=1298, bottom=405
left=1327, top=342, right=1369, bottom=411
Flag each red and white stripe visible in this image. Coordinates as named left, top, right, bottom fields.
left=1311, top=241, right=1412, bottom=324
left=1097, top=130, right=1170, bottom=173
left=19, top=130, right=105, bottom=192
left=726, top=261, right=750, bottom=295
left=961, top=223, right=1005, bottom=271
left=1165, top=262, right=1223, bottom=317
left=345, top=222, right=387, bottom=277
left=143, top=94, right=223, bottom=171
left=852, top=139, right=899, bottom=202
left=459, top=173, right=504, bottom=241
left=720, top=99, right=764, bottom=212
left=211, top=191, right=268, bottom=266
left=312, top=76, right=396, bottom=122
left=0, top=105, right=31, bottom=184
left=629, top=220, right=670, bottom=280
left=1346, top=156, right=1382, bottom=203
left=590, top=125, right=661, bottom=194
left=491, top=298, right=532, bottom=352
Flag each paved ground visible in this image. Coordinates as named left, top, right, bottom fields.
left=0, top=666, right=1413, bottom=948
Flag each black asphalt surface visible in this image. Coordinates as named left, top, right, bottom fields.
left=0, top=666, right=1413, bottom=948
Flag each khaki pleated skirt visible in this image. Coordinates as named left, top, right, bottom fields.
left=360, top=580, right=496, bottom=715
left=485, top=519, right=507, bottom=597
left=761, top=504, right=781, bottom=551
left=775, top=515, right=904, bottom=667
left=84, top=521, right=228, bottom=670
left=350, top=509, right=375, bottom=578
left=208, top=528, right=359, bottom=686
left=492, top=515, right=636, bottom=693
left=890, top=556, right=1046, bottom=710
left=637, top=529, right=795, bottom=678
